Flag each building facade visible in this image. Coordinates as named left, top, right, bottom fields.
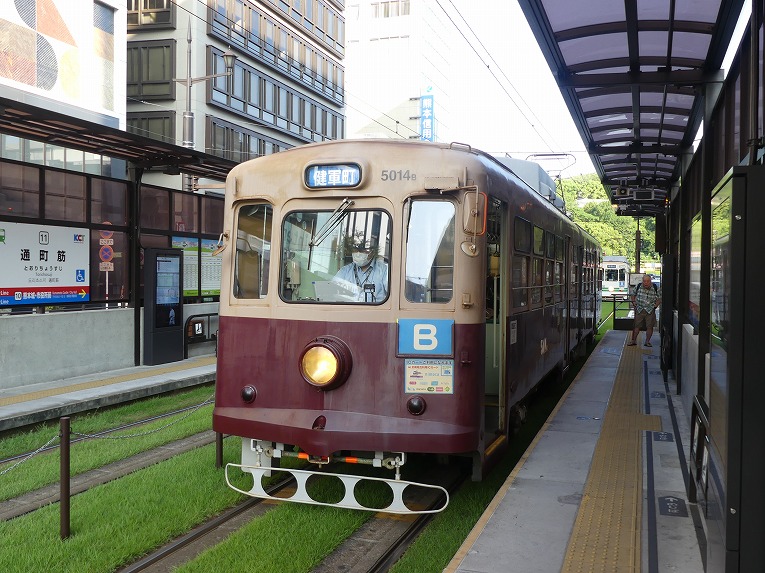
left=344, top=0, right=452, bottom=141
left=126, top=0, right=346, bottom=190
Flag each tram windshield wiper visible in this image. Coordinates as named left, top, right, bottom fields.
left=309, top=198, right=354, bottom=248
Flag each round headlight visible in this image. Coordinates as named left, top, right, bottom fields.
left=302, top=346, right=338, bottom=385
left=299, top=336, right=353, bottom=390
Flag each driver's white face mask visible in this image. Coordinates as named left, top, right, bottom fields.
left=352, top=251, right=372, bottom=266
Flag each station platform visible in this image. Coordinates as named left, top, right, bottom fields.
left=0, top=356, right=216, bottom=432
left=445, top=329, right=702, bottom=573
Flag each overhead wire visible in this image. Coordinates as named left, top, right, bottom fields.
left=433, top=0, right=555, bottom=154
left=442, top=0, right=562, bottom=152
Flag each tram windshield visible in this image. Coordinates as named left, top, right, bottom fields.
left=280, top=207, right=391, bottom=304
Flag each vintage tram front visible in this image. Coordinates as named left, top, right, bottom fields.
left=213, top=141, right=493, bottom=512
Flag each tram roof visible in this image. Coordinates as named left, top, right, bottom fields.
left=0, top=95, right=237, bottom=182
left=518, top=0, right=746, bottom=217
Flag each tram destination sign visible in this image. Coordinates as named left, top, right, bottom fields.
left=305, top=164, right=361, bottom=188
left=0, top=222, right=90, bottom=306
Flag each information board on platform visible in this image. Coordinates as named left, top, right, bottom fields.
left=0, top=222, right=90, bottom=306
left=171, top=236, right=222, bottom=297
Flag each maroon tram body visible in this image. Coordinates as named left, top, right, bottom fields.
left=212, top=140, right=600, bottom=510
left=214, top=318, right=483, bottom=456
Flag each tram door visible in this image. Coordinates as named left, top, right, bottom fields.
left=484, top=196, right=507, bottom=438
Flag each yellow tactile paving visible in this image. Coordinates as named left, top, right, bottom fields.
left=561, top=340, right=661, bottom=572
left=0, top=356, right=216, bottom=407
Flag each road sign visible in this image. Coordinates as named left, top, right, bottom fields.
left=99, top=245, right=114, bottom=262
left=100, top=222, right=113, bottom=240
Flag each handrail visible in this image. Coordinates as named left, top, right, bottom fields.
left=183, top=313, right=218, bottom=359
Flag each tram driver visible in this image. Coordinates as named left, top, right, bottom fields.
left=333, top=239, right=388, bottom=302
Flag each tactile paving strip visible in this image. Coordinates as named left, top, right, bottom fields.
left=561, top=341, right=661, bottom=572
left=0, top=356, right=216, bottom=407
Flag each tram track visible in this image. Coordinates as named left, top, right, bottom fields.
left=315, top=465, right=467, bottom=573
left=0, top=431, right=217, bottom=522
left=117, top=462, right=466, bottom=573
left=117, top=475, right=295, bottom=573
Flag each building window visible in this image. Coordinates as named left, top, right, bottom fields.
left=209, top=49, right=341, bottom=143
left=206, top=117, right=287, bottom=162
left=127, top=40, right=176, bottom=100
left=127, top=112, right=176, bottom=144
left=127, top=0, right=175, bottom=29
left=208, top=0, right=344, bottom=103
left=372, top=1, right=410, bottom=18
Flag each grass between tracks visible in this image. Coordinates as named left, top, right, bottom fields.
left=0, top=385, right=214, bottom=502
left=0, top=439, right=243, bottom=573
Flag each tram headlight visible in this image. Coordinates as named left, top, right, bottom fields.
left=299, top=336, right=353, bottom=390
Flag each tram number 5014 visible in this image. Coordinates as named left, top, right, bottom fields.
left=381, top=170, right=416, bottom=181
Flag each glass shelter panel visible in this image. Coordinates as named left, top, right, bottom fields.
left=709, top=182, right=732, bottom=479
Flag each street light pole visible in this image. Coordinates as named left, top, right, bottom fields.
left=175, top=20, right=236, bottom=193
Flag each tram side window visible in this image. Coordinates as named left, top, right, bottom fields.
left=531, top=257, right=542, bottom=305
left=554, top=235, right=563, bottom=301
left=570, top=246, right=579, bottom=299
left=514, top=217, right=532, bottom=252
left=544, top=259, right=553, bottom=304
left=533, top=226, right=544, bottom=256
left=545, top=231, right=555, bottom=259
left=511, top=255, right=528, bottom=309
left=234, top=204, right=273, bottom=299
left=406, top=200, right=455, bottom=303
left=512, top=217, right=531, bottom=311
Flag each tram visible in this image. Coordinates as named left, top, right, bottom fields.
left=212, top=140, right=601, bottom=512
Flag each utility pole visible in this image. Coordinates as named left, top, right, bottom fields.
left=174, top=20, right=236, bottom=193
left=635, top=217, right=641, bottom=274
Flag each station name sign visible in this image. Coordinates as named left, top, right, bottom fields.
left=0, top=222, right=90, bottom=306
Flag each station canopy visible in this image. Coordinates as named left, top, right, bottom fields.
left=518, top=0, right=746, bottom=216
left=0, top=95, right=237, bottom=182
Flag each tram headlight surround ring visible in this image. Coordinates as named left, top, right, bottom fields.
left=299, top=335, right=353, bottom=390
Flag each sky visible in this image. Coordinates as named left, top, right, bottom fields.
left=439, top=1, right=596, bottom=177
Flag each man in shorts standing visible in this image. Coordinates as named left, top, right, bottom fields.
left=628, top=274, right=661, bottom=347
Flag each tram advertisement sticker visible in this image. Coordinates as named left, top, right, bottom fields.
left=404, top=358, right=454, bottom=394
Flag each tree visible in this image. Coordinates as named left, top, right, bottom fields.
left=558, top=174, right=660, bottom=268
